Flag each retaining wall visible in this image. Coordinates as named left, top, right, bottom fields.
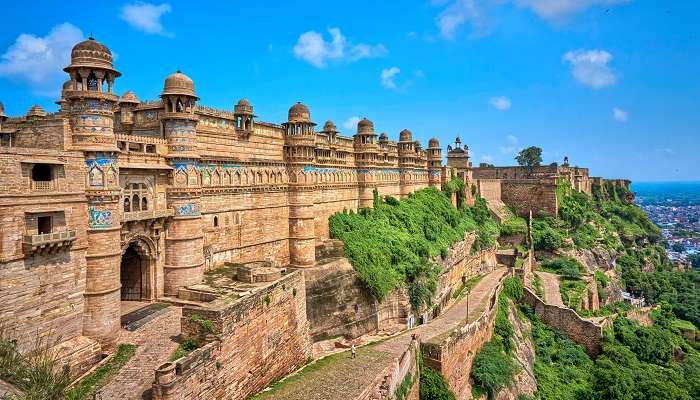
left=522, top=287, right=603, bottom=356
left=151, top=271, right=311, bottom=400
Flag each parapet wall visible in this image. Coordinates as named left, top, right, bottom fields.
left=522, top=287, right=603, bottom=356
left=421, top=273, right=507, bottom=399
left=358, top=339, right=420, bottom=400
left=151, top=271, right=311, bottom=400
left=476, top=179, right=501, bottom=203
left=501, top=178, right=558, bottom=217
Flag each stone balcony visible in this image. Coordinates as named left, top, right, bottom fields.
left=122, top=209, right=174, bottom=222
left=22, top=230, right=77, bottom=255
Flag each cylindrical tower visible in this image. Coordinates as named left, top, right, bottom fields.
left=353, top=118, right=378, bottom=208
left=118, top=91, right=140, bottom=126
left=283, top=102, right=316, bottom=267
left=397, top=129, right=415, bottom=198
left=428, top=137, right=442, bottom=188
left=161, top=71, right=205, bottom=295
left=0, top=101, right=6, bottom=132
left=63, top=37, right=123, bottom=350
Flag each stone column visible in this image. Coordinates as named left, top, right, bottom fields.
left=288, top=183, right=316, bottom=267
left=164, top=192, right=204, bottom=295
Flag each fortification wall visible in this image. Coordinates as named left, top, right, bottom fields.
left=476, top=178, right=502, bottom=202
left=358, top=339, right=420, bottom=400
left=522, top=287, right=603, bottom=356
left=151, top=271, right=311, bottom=400
left=421, top=273, right=506, bottom=399
left=501, top=178, right=558, bottom=217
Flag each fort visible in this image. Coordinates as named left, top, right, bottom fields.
left=0, top=36, right=623, bottom=400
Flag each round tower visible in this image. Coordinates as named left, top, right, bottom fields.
left=427, top=137, right=442, bottom=188
left=63, top=37, right=123, bottom=350
left=283, top=103, right=316, bottom=267
left=397, top=129, right=416, bottom=198
left=160, top=71, right=205, bottom=295
left=233, top=98, right=255, bottom=138
left=353, top=118, right=378, bottom=207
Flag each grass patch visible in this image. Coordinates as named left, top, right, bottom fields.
left=65, top=344, right=137, bottom=400
left=452, top=274, right=485, bottom=301
left=170, top=338, right=197, bottom=361
left=559, top=278, right=588, bottom=311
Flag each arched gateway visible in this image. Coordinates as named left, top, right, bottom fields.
left=120, top=236, right=156, bottom=301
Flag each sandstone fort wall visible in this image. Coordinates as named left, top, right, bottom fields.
left=421, top=273, right=507, bottom=399
left=522, top=287, right=603, bottom=356
left=501, top=178, right=558, bottom=217
left=151, top=270, right=311, bottom=400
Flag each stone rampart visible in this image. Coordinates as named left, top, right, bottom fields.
left=421, top=273, right=507, bottom=399
left=501, top=178, right=558, bottom=217
left=522, top=287, right=603, bottom=356
left=476, top=179, right=501, bottom=202
left=151, top=271, right=311, bottom=400
left=358, top=339, right=420, bottom=400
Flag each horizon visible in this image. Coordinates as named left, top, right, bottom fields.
left=1, top=1, right=699, bottom=182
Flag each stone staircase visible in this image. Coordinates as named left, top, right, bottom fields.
left=485, top=199, right=511, bottom=224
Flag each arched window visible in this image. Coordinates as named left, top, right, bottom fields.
left=124, top=198, right=131, bottom=212
left=141, top=197, right=148, bottom=211
left=87, top=72, right=98, bottom=91
left=176, top=98, right=184, bottom=112
left=132, top=194, right=140, bottom=211
left=213, top=216, right=219, bottom=227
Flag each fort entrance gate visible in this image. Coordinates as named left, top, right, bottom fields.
left=120, top=237, right=156, bottom=301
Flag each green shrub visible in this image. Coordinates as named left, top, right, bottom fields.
left=502, top=276, right=524, bottom=302
left=540, top=257, right=583, bottom=279
left=420, top=366, right=456, bottom=400
left=500, top=216, right=527, bottom=237
left=532, top=219, right=564, bottom=252
left=471, top=341, right=517, bottom=400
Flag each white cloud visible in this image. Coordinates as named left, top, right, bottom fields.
left=515, top=0, right=630, bottom=23
left=435, top=0, right=490, bottom=39
left=507, top=134, right=518, bottom=144
left=0, top=23, right=83, bottom=97
left=563, top=49, right=616, bottom=89
left=343, top=116, right=360, bottom=130
left=489, top=96, right=512, bottom=110
left=380, top=67, right=401, bottom=89
left=120, top=2, right=173, bottom=36
left=434, top=0, right=628, bottom=39
left=293, top=28, right=386, bottom=68
left=612, top=107, right=628, bottom=122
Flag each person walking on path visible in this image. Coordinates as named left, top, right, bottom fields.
left=351, top=344, right=356, bottom=359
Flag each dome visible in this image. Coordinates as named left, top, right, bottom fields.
left=428, top=137, right=440, bottom=148
left=288, top=102, right=311, bottom=123
left=26, top=104, right=46, bottom=118
left=234, top=98, right=254, bottom=115
left=399, top=129, right=413, bottom=142
left=62, top=80, right=73, bottom=91
left=357, top=118, right=374, bottom=134
left=120, top=90, right=140, bottom=104
left=322, top=120, right=337, bottom=132
left=161, top=70, right=198, bottom=99
left=379, top=132, right=388, bottom=141
left=64, top=37, right=120, bottom=76
left=237, top=98, right=251, bottom=107
left=414, top=140, right=422, bottom=151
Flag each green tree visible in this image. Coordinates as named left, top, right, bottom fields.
left=515, top=146, right=543, bottom=167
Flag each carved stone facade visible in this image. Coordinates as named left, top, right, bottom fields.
left=0, top=38, right=466, bottom=354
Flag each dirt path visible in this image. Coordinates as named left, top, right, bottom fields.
left=536, top=271, right=564, bottom=307
left=96, top=306, right=181, bottom=400
left=255, top=267, right=507, bottom=400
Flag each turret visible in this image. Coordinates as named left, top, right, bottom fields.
left=283, top=102, right=316, bottom=164
left=353, top=118, right=378, bottom=166
left=118, top=91, right=140, bottom=126
left=446, top=135, right=470, bottom=169
left=63, top=37, right=121, bottom=152
left=161, top=71, right=199, bottom=159
left=26, top=104, right=47, bottom=121
left=233, top=98, right=255, bottom=139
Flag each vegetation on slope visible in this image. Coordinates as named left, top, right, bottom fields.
left=329, top=186, right=498, bottom=311
left=471, top=277, right=522, bottom=399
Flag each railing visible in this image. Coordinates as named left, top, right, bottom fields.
left=23, top=230, right=76, bottom=246
left=31, top=180, right=53, bottom=191
left=122, top=209, right=174, bottom=222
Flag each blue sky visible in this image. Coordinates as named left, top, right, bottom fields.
left=1, top=0, right=698, bottom=182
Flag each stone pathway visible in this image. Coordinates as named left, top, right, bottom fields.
left=536, top=271, right=564, bottom=307
left=255, top=267, right=507, bottom=400
left=95, top=306, right=181, bottom=400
